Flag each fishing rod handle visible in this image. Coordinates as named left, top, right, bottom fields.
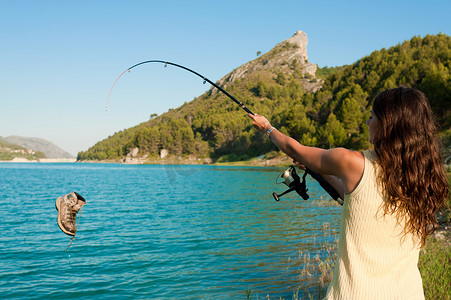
left=305, top=168, right=343, bottom=204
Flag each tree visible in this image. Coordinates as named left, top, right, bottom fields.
left=338, top=97, right=362, bottom=133
left=418, top=62, right=451, bottom=126
left=284, top=105, right=317, bottom=144
left=319, top=113, right=347, bottom=148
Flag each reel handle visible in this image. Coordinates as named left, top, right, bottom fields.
left=272, top=185, right=299, bottom=201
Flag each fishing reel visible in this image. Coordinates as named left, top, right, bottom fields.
left=273, top=165, right=309, bottom=201
left=272, top=165, right=344, bottom=205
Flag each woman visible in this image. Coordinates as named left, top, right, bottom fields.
left=248, top=87, right=448, bottom=299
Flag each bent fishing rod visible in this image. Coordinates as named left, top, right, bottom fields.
left=106, top=60, right=254, bottom=115
left=106, top=60, right=342, bottom=204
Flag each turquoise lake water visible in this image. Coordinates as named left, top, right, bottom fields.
left=0, top=163, right=341, bottom=299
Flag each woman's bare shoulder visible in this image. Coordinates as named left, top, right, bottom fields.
left=326, top=148, right=365, bottom=193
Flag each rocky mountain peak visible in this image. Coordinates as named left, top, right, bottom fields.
left=286, top=30, right=309, bottom=60
left=215, top=30, right=321, bottom=92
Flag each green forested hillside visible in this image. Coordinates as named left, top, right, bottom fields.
left=78, top=33, right=451, bottom=162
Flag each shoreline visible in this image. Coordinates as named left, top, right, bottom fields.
left=0, top=151, right=292, bottom=167
left=0, top=155, right=293, bottom=167
left=0, top=157, right=76, bottom=163
left=78, top=154, right=294, bottom=168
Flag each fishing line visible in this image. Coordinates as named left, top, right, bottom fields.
left=106, top=69, right=130, bottom=111
left=105, top=60, right=254, bottom=115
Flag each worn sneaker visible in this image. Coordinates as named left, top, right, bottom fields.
left=55, top=192, right=86, bottom=236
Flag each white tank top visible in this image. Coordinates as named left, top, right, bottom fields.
left=325, top=150, right=424, bottom=300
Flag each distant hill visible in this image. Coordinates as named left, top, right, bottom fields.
left=78, top=32, right=451, bottom=162
left=1, top=136, right=74, bottom=158
left=0, top=139, right=46, bottom=161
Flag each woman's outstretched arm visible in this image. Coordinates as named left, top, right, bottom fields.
left=248, top=114, right=364, bottom=194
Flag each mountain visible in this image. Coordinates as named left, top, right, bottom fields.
left=77, top=32, right=451, bottom=163
left=0, top=139, right=46, bottom=161
left=1, top=136, right=74, bottom=158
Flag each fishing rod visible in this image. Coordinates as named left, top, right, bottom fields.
left=106, top=60, right=342, bottom=205
left=106, top=60, right=254, bottom=115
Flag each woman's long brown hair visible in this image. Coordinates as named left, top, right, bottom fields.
left=372, top=87, right=449, bottom=246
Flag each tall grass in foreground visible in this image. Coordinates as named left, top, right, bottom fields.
left=418, top=236, right=451, bottom=300
left=419, top=173, right=451, bottom=300
left=296, top=222, right=338, bottom=299
left=246, top=221, right=338, bottom=300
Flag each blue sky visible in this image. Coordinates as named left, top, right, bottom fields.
left=0, top=0, right=449, bottom=156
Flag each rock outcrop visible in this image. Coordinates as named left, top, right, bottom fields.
left=216, top=30, right=322, bottom=92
